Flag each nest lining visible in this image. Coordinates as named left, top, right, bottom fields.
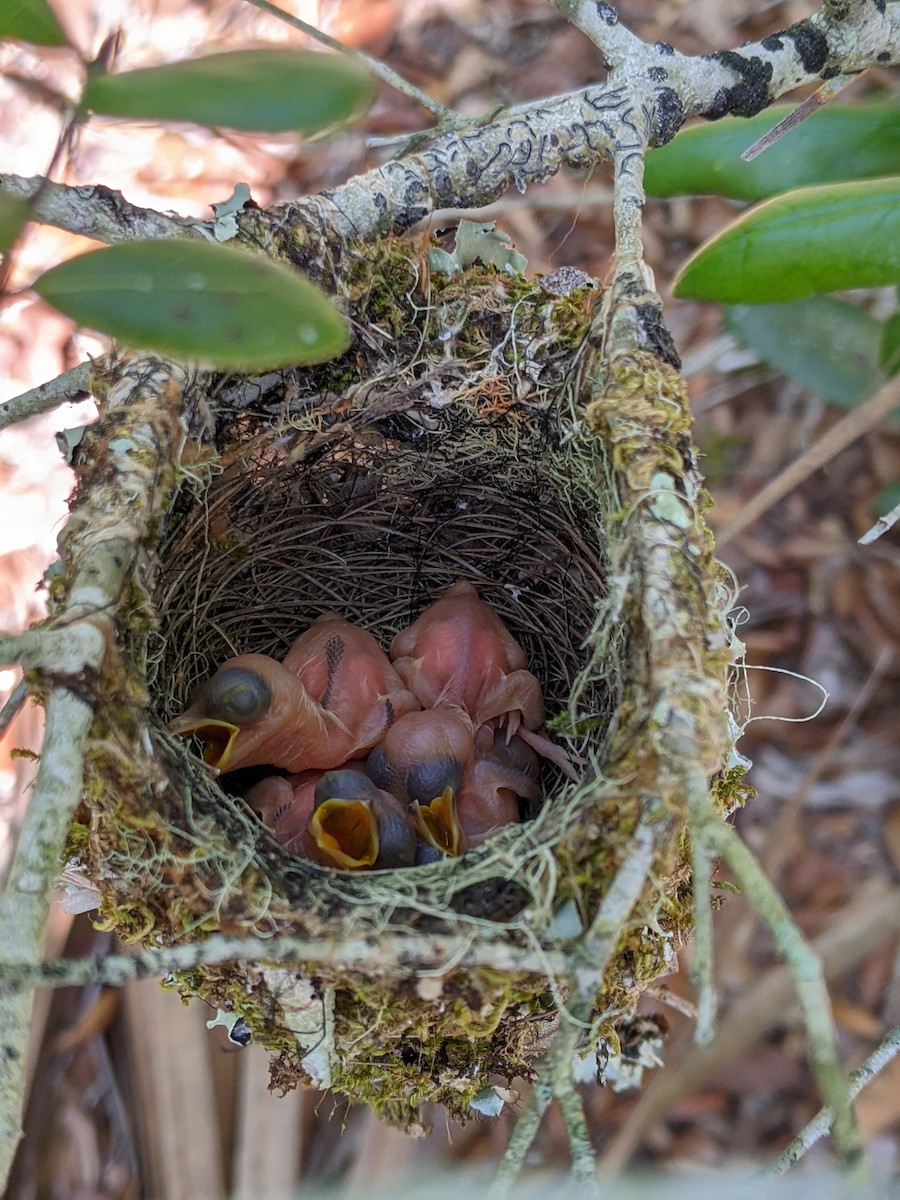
left=65, top=245, right=741, bottom=1120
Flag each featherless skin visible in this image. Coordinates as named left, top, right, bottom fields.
left=169, top=613, right=419, bottom=772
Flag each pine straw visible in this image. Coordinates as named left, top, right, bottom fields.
left=62, top=243, right=741, bottom=1125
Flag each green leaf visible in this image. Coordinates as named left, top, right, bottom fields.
left=32, top=239, right=350, bottom=371
left=880, top=311, right=900, bottom=377
left=672, top=178, right=900, bottom=304
left=82, top=49, right=374, bottom=134
left=646, top=103, right=900, bottom=200
left=725, top=298, right=884, bottom=408
left=0, top=193, right=31, bottom=255
left=0, top=0, right=68, bottom=46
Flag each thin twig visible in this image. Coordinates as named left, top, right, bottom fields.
left=716, top=374, right=900, bottom=546
left=489, top=818, right=659, bottom=1198
left=741, top=73, right=862, bottom=162
left=700, top=817, right=862, bottom=1163
left=243, top=0, right=454, bottom=120
left=859, top=496, right=900, bottom=545
left=599, top=882, right=900, bottom=1172
left=770, top=1025, right=900, bottom=1175
left=0, top=362, right=92, bottom=433
left=0, top=680, right=28, bottom=738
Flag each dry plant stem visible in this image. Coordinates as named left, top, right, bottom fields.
left=0, top=362, right=91, bottom=433
left=0, top=930, right=569, bottom=991
left=771, top=1025, right=900, bottom=1176
left=599, top=881, right=900, bottom=1172
left=489, top=819, right=659, bottom=1199
left=859, top=496, right=900, bottom=545
left=244, top=0, right=454, bottom=120
left=698, top=814, right=861, bottom=1163
left=716, top=374, right=900, bottom=546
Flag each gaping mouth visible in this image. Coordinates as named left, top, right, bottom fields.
left=310, top=798, right=379, bottom=869
left=170, top=718, right=240, bottom=771
left=413, top=786, right=464, bottom=857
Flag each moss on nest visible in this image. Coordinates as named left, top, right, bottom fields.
left=60, top=235, right=743, bottom=1128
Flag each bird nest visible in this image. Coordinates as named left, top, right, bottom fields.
left=58, top=235, right=744, bottom=1127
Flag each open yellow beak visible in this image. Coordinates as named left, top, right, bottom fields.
left=413, top=786, right=464, bottom=857
left=309, top=798, right=379, bottom=869
left=170, top=717, right=240, bottom=771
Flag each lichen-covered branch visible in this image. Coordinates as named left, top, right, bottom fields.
left=552, top=1, right=899, bottom=123
left=0, top=687, right=99, bottom=1183
left=5, top=4, right=897, bottom=259
left=0, top=358, right=185, bottom=1184
left=0, top=174, right=207, bottom=245
left=771, top=1025, right=900, bottom=1175
left=0, top=928, right=568, bottom=992
left=0, top=363, right=92, bottom=433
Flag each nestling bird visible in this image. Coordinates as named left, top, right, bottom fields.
left=244, top=767, right=324, bottom=855
left=283, top=611, right=420, bottom=737
left=169, top=613, right=419, bottom=773
left=391, top=581, right=577, bottom=778
left=308, top=768, right=417, bottom=869
left=390, top=581, right=543, bottom=736
left=367, top=708, right=474, bottom=857
left=456, top=726, right=540, bottom=847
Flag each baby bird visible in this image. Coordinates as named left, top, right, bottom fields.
left=169, top=614, right=419, bottom=774
left=391, top=581, right=577, bottom=779
left=391, top=581, right=543, bottom=737
left=283, top=612, right=419, bottom=741
left=457, top=726, right=540, bottom=848
left=244, top=767, right=324, bottom=854
left=367, top=709, right=474, bottom=857
left=308, top=768, right=416, bottom=870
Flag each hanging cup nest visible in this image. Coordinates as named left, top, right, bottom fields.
left=58, top=235, right=745, bottom=1127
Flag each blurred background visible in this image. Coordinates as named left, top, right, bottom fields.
left=1, top=0, right=898, bottom=1195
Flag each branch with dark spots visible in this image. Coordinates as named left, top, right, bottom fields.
left=762, top=21, right=829, bottom=74
left=594, top=2, right=619, bottom=25
left=2, top=3, right=898, bottom=282
left=703, top=51, right=774, bottom=119
left=0, top=174, right=204, bottom=244
left=649, top=88, right=685, bottom=147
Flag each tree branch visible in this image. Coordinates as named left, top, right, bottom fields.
left=0, top=363, right=92, bottom=433
left=0, top=929, right=567, bottom=992
left=0, top=359, right=185, bottom=1184
left=0, top=174, right=208, bottom=245
left=770, top=1025, right=900, bottom=1175
left=5, top=4, right=898, bottom=256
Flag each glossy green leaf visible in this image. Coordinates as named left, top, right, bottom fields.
left=32, top=239, right=349, bottom=370
left=0, top=193, right=31, bottom=255
left=880, top=311, right=900, bottom=377
left=0, top=0, right=67, bottom=46
left=672, top=178, right=900, bottom=304
left=646, top=103, right=900, bottom=200
left=725, top=298, right=884, bottom=408
left=82, top=49, right=374, bottom=134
